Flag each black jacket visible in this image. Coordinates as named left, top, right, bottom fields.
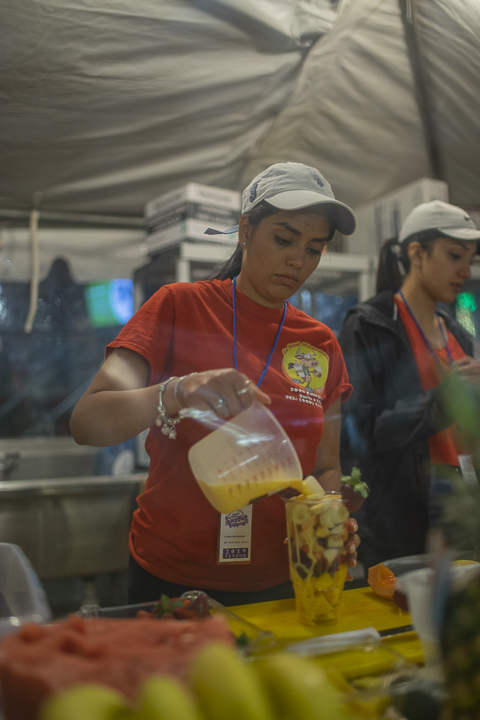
left=338, top=290, right=474, bottom=568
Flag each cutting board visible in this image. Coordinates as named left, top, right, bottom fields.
left=230, top=586, right=424, bottom=666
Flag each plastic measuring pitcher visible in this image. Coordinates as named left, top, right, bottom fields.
left=188, top=402, right=303, bottom=514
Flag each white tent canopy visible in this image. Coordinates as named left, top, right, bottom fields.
left=1, top=0, right=479, bottom=255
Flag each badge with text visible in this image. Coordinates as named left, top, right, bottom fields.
left=217, top=505, right=252, bottom=564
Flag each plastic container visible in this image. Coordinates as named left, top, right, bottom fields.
left=284, top=493, right=349, bottom=625
left=0, top=543, right=51, bottom=637
left=79, top=590, right=275, bottom=653
left=188, top=402, right=303, bottom=514
left=396, top=561, right=480, bottom=679
left=383, top=550, right=475, bottom=577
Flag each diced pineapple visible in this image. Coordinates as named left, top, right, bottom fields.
left=302, top=476, right=326, bottom=496
left=315, top=524, right=330, bottom=538
left=298, top=528, right=315, bottom=547
left=327, top=534, right=344, bottom=548
left=323, top=587, right=342, bottom=606
left=323, top=548, right=338, bottom=564
left=312, top=572, right=334, bottom=590
left=318, top=507, right=335, bottom=529
left=328, top=503, right=348, bottom=525
left=332, top=564, right=348, bottom=585
left=312, top=592, right=333, bottom=614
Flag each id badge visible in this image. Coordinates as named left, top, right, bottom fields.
left=217, top=505, right=252, bottom=564
left=458, top=454, right=479, bottom=486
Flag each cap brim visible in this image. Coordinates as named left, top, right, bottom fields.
left=266, top=190, right=357, bottom=235
left=440, top=227, right=480, bottom=242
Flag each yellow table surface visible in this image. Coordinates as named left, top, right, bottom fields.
left=229, top=586, right=424, bottom=667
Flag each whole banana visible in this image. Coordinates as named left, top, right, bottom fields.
left=255, top=653, right=344, bottom=720
left=190, top=643, right=274, bottom=720
left=137, top=675, right=202, bottom=720
left=39, top=683, right=130, bottom=720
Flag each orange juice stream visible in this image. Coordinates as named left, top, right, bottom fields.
left=197, top=477, right=314, bottom=514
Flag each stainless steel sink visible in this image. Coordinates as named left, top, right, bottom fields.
left=0, top=474, right=146, bottom=579
left=0, top=437, right=99, bottom=481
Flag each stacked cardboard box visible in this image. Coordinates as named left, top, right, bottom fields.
left=346, top=178, right=449, bottom=255
left=145, top=183, right=241, bottom=255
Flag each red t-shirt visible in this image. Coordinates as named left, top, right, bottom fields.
left=107, top=279, right=352, bottom=591
left=394, top=296, right=467, bottom=466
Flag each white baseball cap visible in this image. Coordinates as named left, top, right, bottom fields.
left=399, top=200, right=480, bottom=244
left=205, top=162, right=356, bottom=237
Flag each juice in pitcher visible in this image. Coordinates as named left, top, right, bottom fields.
left=188, top=403, right=307, bottom=514
left=197, top=477, right=310, bottom=515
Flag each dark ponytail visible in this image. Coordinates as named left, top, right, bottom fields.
left=376, top=230, right=439, bottom=293
left=376, top=238, right=405, bottom=293
left=211, top=245, right=244, bottom=281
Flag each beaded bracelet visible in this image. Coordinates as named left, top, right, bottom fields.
left=155, top=377, right=182, bottom=439
left=174, top=371, right=197, bottom=411
left=155, top=373, right=198, bottom=439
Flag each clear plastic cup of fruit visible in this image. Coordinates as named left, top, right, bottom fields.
left=285, top=492, right=349, bottom=626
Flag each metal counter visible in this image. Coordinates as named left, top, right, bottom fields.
left=0, top=437, right=100, bottom=481
left=0, top=474, right=146, bottom=579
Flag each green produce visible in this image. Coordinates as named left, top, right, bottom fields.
left=340, top=467, right=369, bottom=512
left=39, top=684, right=131, bottom=720
left=431, top=372, right=480, bottom=718
left=38, top=646, right=355, bottom=720
left=255, top=652, right=344, bottom=720
left=137, top=675, right=202, bottom=720
left=190, top=642, right=274, bottom=720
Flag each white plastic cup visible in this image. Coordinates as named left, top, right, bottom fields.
left=397, top=562, right=480, bottom=681
left=397, top=568, right=442, bottom=679
left=188, top=402, right=302, bottom=514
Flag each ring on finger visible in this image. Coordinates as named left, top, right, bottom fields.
left=237, top=381, right=252, bottom=397
left=214, top=397, right=226, bottom=410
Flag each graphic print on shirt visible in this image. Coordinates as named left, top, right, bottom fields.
left=281, top=341, right=329, bottom=396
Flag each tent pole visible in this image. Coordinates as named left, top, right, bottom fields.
left=398, top=0, right=444, bottom=181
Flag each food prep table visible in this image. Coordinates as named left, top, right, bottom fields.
left=230, top=585, right=424, bottom=667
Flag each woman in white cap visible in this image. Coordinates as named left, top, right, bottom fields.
left=71, top=162, right=360, bottom=605
left=339, top=200, right=480, bottom=571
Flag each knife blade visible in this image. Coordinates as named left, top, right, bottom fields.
left=285, top=625, right=416, bottom=657
left=378, top=623, right=415, bottom=638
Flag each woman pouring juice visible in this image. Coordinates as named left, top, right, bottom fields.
left=70, top=162, right=361, bottom=606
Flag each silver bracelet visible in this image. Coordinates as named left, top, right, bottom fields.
left=174, top=376, right=185, bottom=410
left=173, top=372, right=198, bottom=411
left=155, top=377, right=182, bottom=439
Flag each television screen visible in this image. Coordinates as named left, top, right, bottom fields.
left=85, top=279, right=134, bottom=328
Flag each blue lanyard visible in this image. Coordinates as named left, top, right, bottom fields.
left=232, top=276, right=287, bottom=388
left=398, top=289, right=453, bottom=371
